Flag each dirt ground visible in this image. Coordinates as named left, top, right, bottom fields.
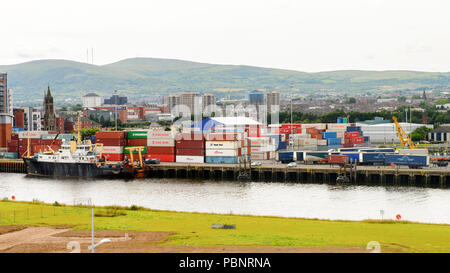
left=0, top=226, right=368, bottom=253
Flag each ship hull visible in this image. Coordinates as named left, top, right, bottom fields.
left=23, top=157, right=126, bottom=178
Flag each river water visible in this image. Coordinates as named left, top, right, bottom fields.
left=1, top=173, right=449, bottom=224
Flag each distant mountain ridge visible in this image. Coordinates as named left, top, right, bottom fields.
left=1, top=57, right=449, bottom=105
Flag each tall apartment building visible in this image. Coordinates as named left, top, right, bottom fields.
left=104, top=94, right=127, bottom=105
left=180, top=91, right=200, bottom=113
left=266, top=91, right=280, bottom=114
left=0, top=73, right=13, bottom=150
left=23, top=107, right=42, bottom=131
left=248, top=90, right=266, bottom=123
left=202, top=93, right=216, bottom=110
left=167, top=94, right=180, bottom=113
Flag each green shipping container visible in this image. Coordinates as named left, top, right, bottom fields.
left=123, top=146, right=148, bottom=154
left=127, top=131, right=148, bottom=139
left=57, top=134, right=75, bottom=141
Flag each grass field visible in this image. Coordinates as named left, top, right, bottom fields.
left=0, top=200, right=449, bottom=252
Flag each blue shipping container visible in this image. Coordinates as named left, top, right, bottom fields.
left=337, top=117, right=343, bottom=123
left=205, top=156, right=239, bottom=164
left=384, top=154, right=428, bottom=167
left=277, top=152, right=294, bottom=162
left=296, top=152, right=304, bottom=161
left=277, top=141, right=287, bottom=151
left=339, top=152, right=360, bottom=162
left=321, top=132, right=337, bottom=139
left=327, top=138, right=341, bottom=145
left=12, top=127, right=23, bottom=133
left=359, top=148, right=395, bottom=153
left=346, top=126, right=361, bottom=132
left=360, top=152, right=386, bottom=164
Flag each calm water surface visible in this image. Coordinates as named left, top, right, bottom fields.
left=0, top=173, right=449, bottom=224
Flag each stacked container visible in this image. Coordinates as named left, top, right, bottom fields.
left=205, top=133, right=243, bottom=164
left=95, top=131, right=126, bottom=161
left=147, top=131, right=176, bottom=162
left=247, top=137, right=271, bottom=161
left=176, top=133, right=205, bottom=163
left=124, top=131, right=148, bottom=160
left=17, top=131, right=48, bottom=157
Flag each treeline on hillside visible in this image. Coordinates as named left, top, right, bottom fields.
left=273, top=104, right=450, bottom=127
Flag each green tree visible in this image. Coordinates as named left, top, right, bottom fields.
left=411, top=126, right=432, bottom=142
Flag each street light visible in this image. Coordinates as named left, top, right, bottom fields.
left=88, top=238, right=111, bottom=253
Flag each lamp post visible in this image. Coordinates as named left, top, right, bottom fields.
left=89, top=207, right=111, bottom=253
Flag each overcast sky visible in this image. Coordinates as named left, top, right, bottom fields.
left=1, top=0, right=449, bottom=72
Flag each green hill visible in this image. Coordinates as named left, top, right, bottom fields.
left=1, top=58, right=449, bottom=105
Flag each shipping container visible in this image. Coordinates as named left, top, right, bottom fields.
left=19, top=131, right=48, bottom=139
left=250, top=152, right=270, bottom=160
left=344, top=132, right=360, bottom=138
left=206, top=149, right=240, bottom=157
left=360, top=152, right=386, bottom=164
left=176, top=155, right=204, bottom=163
left=175, top=140, right=205, bottom=149
left=95, top=138, right=126, bottom=146
left=95, top=146, right=124, bottom=154
left=123, top=146, right=148, bottom=154
left=127, top=131, right=148, bottom=139
left=304, top=151, right=328, bottom=162
left=384, top=154, right=429, bottom=167
left=147, top=146, right=175, bottom=155
left=339, top=152, right=360, bottom=163
left=346, top=126, right=361, bottom=132
left=276, top=151, right=294, bottom=163
left=95, top=131, right=126, bottom=139
left=205, top=133, right=242, bottom=141
left=148, top=131, right=175, bottom=139
left=321, top=132, right=337, bottom=139
left=146, top=154, right=175, bottom=162
left=205, top=156, right=239, bottom=164
left=102, top=153, right=124, bottom=162
left=176, top=149, right=205, bottom=156
left=396, top=149, right=429, bottom=156
left=247, top=137, right=270, bottom=147
left=176, top=133, right=204, bottom=141
left=327, top=138, right=341, bottom=146
left=327, top=124, right=349, bottom=130
left=351, top=137, right=365, bottom=144
left=127, top=138, right=148, bottom=146
left=295, top=151, right=304, bottom=161
left=328, top=154, right=348, bottom=164
left=147, top=139, right=175, bottom=147
left=41, top=134, right=58, bottom=140
left=205, top=141, right=241, bottom=149
left=2, top=152, right=18, bottom=159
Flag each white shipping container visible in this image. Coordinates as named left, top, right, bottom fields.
left=176, top=155, right=204, bottom=163
left=303, top=138, right=318, bottom=145
left=249, top=146, right=268, bottom=153
left=247, top=137, right=270, bottom=147
left=148, top=131, right=175, bottom=139
left=251, top=152, right=269, bottom=160
left=95, top=146, right=123, bottom=154
left=19, top=131, right=48, bottom=139
left=206, top=141, right=241, bottom=149
left=302, top=124, right=327, bottom=130
left=206, top=149, right=240, bottom=157
left=147, top=139, right=175, bottom=147
left=318, top=140, right=327, bottom=146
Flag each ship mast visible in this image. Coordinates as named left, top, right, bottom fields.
left=77, top=115, right=82, bottom=145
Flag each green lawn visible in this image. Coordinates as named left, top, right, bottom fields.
left=0, top=200, right=449, bottom=252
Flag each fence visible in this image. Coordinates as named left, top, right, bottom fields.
left=0, top=205, right=68, bottom=225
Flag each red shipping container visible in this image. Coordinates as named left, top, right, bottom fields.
left=41, top=139, right=63, bottom=146
left=351, top=137, right=364, bottom=144
left=19, top=139, right=41, bottom=145
left=281, top=124, right=302, bottom=129
left=148, top=146, right=175, bottom=154
left=146, top=154, right=175, bottom=162
left=279, top=127, right=291, bottom=134
left=96, top=138, right=126, bottom=146
left=11, top=134, right=19, bottom=140
left=247, top=128, right=260, bottom=137
left=175, top=140, right=205, bottom=149
left=7, top=146, right=18, bottom=153
left=344, top=132, right=360, bottom=138
left=176, top=148, right=205, bottom=156
left=342, top=143, right=354, bottom=148
left=102, top=153, right=124, bottom=161
left=176, top=133, right=204, bottom=141
left=306, top=128, right=319, bottom=135
left=8, top=140, right=18, bottom=146
left=95, top=131, right=126, bottom=139
left=127, top=138, right=148, bottom=146
left=328, top=155, right=349, bottom=164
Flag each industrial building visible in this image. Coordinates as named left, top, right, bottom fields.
left=82, top=93, right=102, bottom=108
left=428, top=125, right=450, bottom=142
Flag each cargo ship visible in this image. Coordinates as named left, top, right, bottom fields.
left=23, top=140, right=124, bottom=178
left=23, top=117, right=125, bottom=178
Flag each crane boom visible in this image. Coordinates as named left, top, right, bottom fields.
left=392, top=116, right=416, bottom=149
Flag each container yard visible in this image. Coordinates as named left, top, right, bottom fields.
left=0, top=117, right=449, bottom=187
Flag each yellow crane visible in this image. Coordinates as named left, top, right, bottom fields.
left=124, top=146, right=145, bottom=169
left=392, top=116, right=416, bottom=149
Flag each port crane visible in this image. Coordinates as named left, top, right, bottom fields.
left=392, top=116, right=416, bottom=149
